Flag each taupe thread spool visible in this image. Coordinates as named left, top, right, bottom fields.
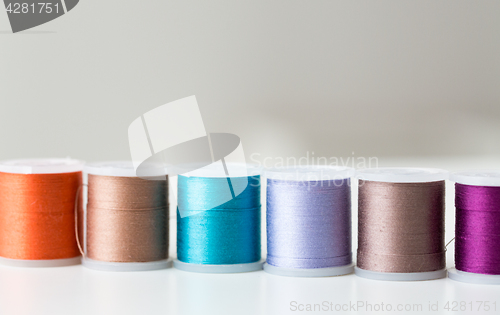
left=355, top=168, right=448, bottom=281
left=80, top=161, right=171, bottom=271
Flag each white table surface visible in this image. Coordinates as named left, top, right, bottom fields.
left=0, top=156, right=499, bottom=315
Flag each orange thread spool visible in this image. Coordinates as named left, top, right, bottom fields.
left=0, top=159, right=83, bottom=267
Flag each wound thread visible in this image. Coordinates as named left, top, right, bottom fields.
left=177, top=175, right=261, bottom=265
left=86, top=174, right=169, bottom=263
left=266, top=178, right=352, bottom=269
left=0, top=172, right=82, bottom=260
left=357, top=180, right=446, bottom=273
left=455, top=184, right=500, bottom=275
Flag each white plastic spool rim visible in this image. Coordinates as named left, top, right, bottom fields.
left=0, top=158, right=84, bottom=174
left=450, top=170, right=500, bottom=187
left=448, top=268, right=500, bottom=285
left=264, top=263, right=354, bottom=277
left=174, top=259, right=264, bottom=274
left=178, top=162, right=262, bottom=178
left=356, top=167, right=448, bottom=183
left=82, top=258, right=173, bottom=272
left=266, top=165, right=354, bottom=182
left=85, top=161, right=146, bottom=177
left=355, top=267, right=447, bottom=281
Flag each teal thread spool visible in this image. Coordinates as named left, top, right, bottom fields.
left=174, top=165, right=263, bottom=273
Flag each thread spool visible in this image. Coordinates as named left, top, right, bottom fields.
left=81, top=161, right=171, bottom=271
left=448, top=170, right=500, bottom=284
left=263, top=166, right=355, bottom=277
left=174, top=164, right=263, bottom=273
left=0, top=158, right=83, bottom=267
left=355, top=168, right=448, bottom=281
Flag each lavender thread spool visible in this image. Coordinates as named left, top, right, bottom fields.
left=264, top=166, right=355, bottom=277
left=448, top=170, right=500, bottom=285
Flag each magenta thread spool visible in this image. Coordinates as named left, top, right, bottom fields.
left=449, top=171, right=500, bottom=284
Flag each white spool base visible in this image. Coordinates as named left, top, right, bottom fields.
left=0, top=256, right=81, bottom=268
left=82, top=258, right=172, bottom=272
left=174, top=259, right=264, bottom=273
left=355, top=267, right=447, bottom=281
left=448, top=268, right=500, bottom=285
left=264, top=263, right=354, bottom=277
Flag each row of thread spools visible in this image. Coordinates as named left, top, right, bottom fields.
left=0, top=158, right=498, bottom=284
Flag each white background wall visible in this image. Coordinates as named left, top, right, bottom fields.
left=0, top=1, right=499, bottom=164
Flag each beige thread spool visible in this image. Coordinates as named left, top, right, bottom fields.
left=80, top=161, right=171, bottom=271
